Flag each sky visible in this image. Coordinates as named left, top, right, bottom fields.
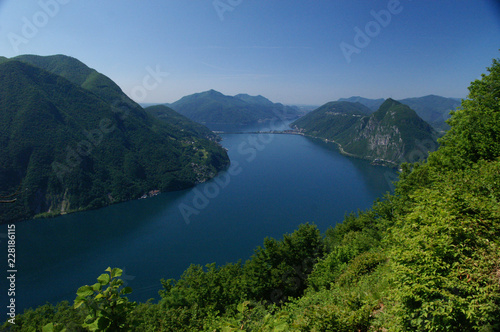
left=0, top=0, right=499, bottom=105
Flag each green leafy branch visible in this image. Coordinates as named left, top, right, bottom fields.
left=73, top=267, right=138, bottom=331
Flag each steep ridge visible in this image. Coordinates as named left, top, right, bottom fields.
left=293, top=99, right=439, bottom=166
left=338, top=95, right=461, bottom=132
left=399, top=95, right=461, bottom=132
left=291, top=101, right=371, bottom=140
left=144, top=104, right=220, bottom=141
left=169, top=90, right=301, bottom=128
left=338, top=96, right=385, bottom=111
left=0, top=59, right=229, bottom=223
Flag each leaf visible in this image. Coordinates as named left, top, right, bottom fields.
left=92, top=282, right=102, bottom=292
left=42, top=323, right=54, bottom=332
left=222, top=327, right=237, bottom=332
left=83, top=319, right=100, bottom=332
left=76, top=285, right=94, bottom=297
left=97, top=273, right=110, bottom=286
left=73, top=298, right=85, bottom=309
left=121, top=286, right=133, bottom=295
left=110, top=267, right=123, bottom=278
left=237, top=301, right=250, bottom=313
left=274, top=322, right=289, bottom=331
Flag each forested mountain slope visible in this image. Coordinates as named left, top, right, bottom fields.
left=339, top=95, right=461, bottom=132
left=13, top=54, right=127, bottom=106
left=293, top=99, right=439, bottom=166
left=144, top=104, right=220, bottom=141
left=0, top=57, right=229, bottom=223
left=4, top=58, right=500, bottom=331
left=169, top=89, right=301, bottom=127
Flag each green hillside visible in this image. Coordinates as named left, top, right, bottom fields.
left=291, top=101, right=370, bottom=142
left=0, top=58, right=229, bottom=223
left=399, top=95, right=461, bottom=132
left=234, top=93, right=302, bottom=118
left=13, top=54, right=124, bottom=103
left=338, top=96, right=385, bottom=111
left=169, top=90, right=301, bottom=127
left=12, top=54, right=149, bottom=125
left=5, top=57, right=499, bottom=331
left=339, top=95, right=461, bottom=132
left=234, top=93, right=276, bottom=107
left=144, top=104, right=220, bottom=141
left=293, top=99, right=439, bottom=166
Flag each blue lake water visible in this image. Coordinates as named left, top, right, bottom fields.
left=1, top=129, right=397, bottom=313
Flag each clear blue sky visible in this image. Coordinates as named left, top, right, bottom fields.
left=0, top=0, right=499, bottom=105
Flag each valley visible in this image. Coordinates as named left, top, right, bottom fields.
left=1, top=51, right=498, bottom=331
left=0, top=54, right=456, bottom=224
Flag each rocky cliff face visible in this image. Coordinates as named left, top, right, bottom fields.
left=342, top=99, right=439, bottom=166
left=293, top=99, right=439, bottom=167
left=344, top=112, right=402, bottom=164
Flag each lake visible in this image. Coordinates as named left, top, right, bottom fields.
left=1, top=127, right=397, bottom=313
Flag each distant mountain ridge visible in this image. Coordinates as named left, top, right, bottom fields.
left=144, top=104, right=220, bottom=141
left=13, top=54, right=139, bottom=111
left=338, top=96, right=385, bottom=111
left=293, top=99, right=439, bottom=166
left=0, top=55, right=229, bottom=223
left=169, top=90, right=302, bottom=128
left=338, top=95, right=461, bottom=132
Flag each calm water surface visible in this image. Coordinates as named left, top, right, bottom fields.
left=1, top=130, right=397, bottom=312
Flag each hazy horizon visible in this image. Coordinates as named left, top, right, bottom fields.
left=1, top=0, right=498, bottom=105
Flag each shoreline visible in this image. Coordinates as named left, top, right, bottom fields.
left=300, top=133, right=399, bottom=168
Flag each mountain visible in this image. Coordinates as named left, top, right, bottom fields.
left=233, top=93, right=275, bottom=106
left=234, top=93, right=303, bottom=120
left=0, top=56, right=229, bottom=223
left=169, top=90, right=301, bottom=128
left=6, top=58, right=500, bottom=332
left=398, top=95, right=461, bottom=132
left=13, top=54, right=137, bottom=109
left=290, top=101, right=371, bottom=141
left=144, top=104, right=220, bottom=141
left=338, top=96, right=385, bottom=111
left=293, top=99, right=439, bottom=166
left=338, top=95, right=461, bottom=132
left=12, top=54, right=156, bottom=133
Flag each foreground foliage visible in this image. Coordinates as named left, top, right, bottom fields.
left=73, top=267, right=139, bottom=331
left=2, top=58, right=499, bottom=331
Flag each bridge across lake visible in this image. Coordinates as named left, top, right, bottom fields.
left=213, top=130, right=304, bottom=135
